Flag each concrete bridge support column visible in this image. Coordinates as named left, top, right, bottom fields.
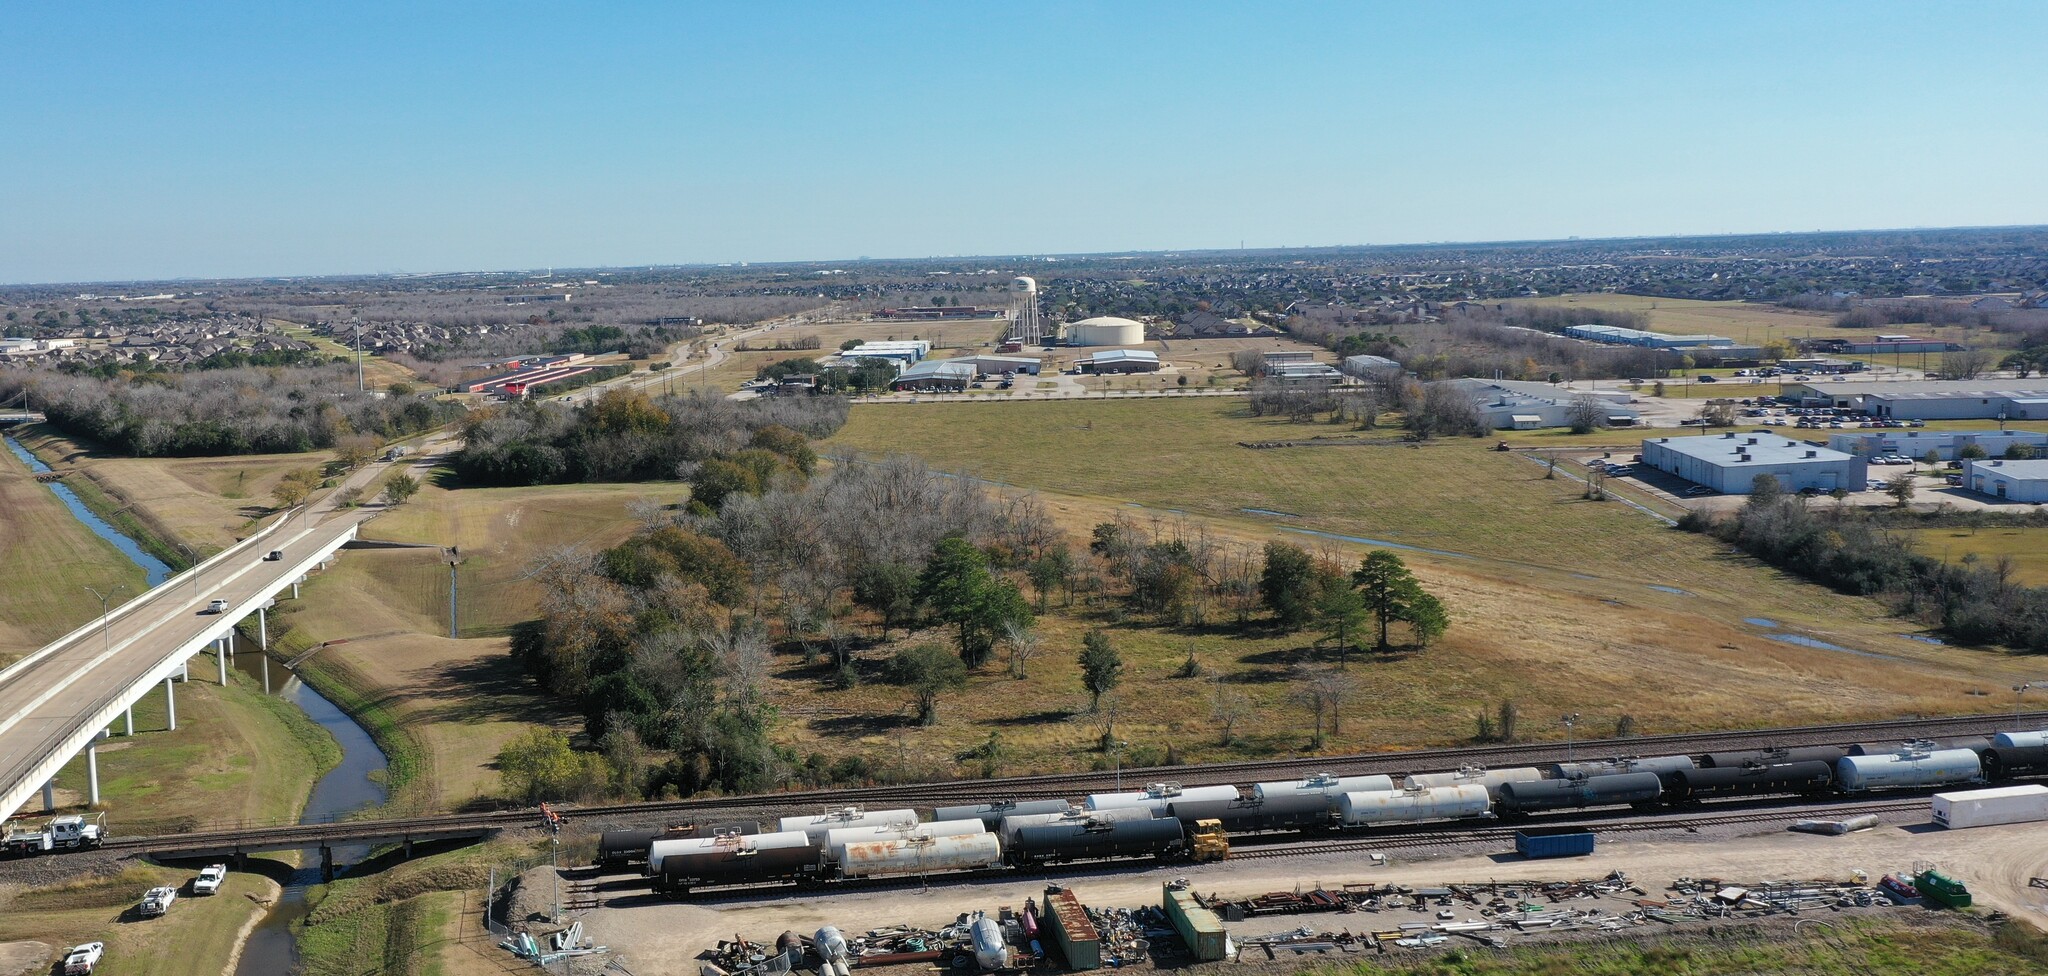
left=216, top=639, right=228, bottom=685
left=179, top=660, right=188, bottom=682
left=261, top=653, right=270, bottom=694
left=86, top=740, right=99, bottom=807
left=320, top=846, right=335, bottom=882
left=41, top=781, right=54, bottom=813
left=258, top=607, right=268, bottom=650
left=123, top=705, right=133, bottom=737
left=164, top=677, right=177, bottom=731
left=292, top=580, right=301, bottom=600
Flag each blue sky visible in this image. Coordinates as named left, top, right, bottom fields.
left=4, top=2, right=2044, bottom=283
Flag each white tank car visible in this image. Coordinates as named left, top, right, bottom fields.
left=1994, top=729, right=2048, bottom=750
left=777, top=807, right=921, bottom=844
left=837, top=833, right=1005, bottom=880
left=1252, top=772, right=1395, bottom=802
left=1401, top=766, right=1546, bottom=794
left=1338, top=786, right=1491, bottom=825
left=825, top=819, right=985, bottom=864
left=1084, top=783, right=1239, bottom=816
left=1835, top=748, right=1984, bottom=791
left=999, top=806, right=1146, bottom=845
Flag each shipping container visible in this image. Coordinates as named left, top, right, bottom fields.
left=1042, top=887, right=1100, bottom=970
left=836, top=833, right=1004, bottom=880
left=1161, top=883, right=1228, bottom=961
left=933, top=799, right=1073, bottom=831
left=1930, top=784, right=2048, bottom=829
left=777, top=807, right=920, bottom=844
left=1251, top=773, right=1392, bottom=802
left=1835, top=748, right=1984, bottom=791
left=1401, top=766, right=1544, bottom=795
left=1083, top=783, right=1239, bottom=816
left=1515, top=827, right=1595, bottom=859
left=1337, top=786, right=1491, bottom=825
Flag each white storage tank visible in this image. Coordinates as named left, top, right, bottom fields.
left=836, top=833, right=1005, bottom=879
left=1338, top=786, right=1491, bottom=825
left=1835, top=748, right=1984, bottom=791
left=1252, top=773, right=1394, bottom=802
left=1993, top=729, right=2048, bottom=750
left=1402, top=766, right=1545, bottom=794
left=1065, top=316, right=1146, bottom=347
left=778, top=807, right=922, bottom=844
left=998, top=806, right=1145, bottom=845
left=825, top=820, right=984, bottom=864
left=1931, top=784, right=2048, bottom=829
left=1084, top=783, right=1239, bottom=817
left=646, top=830, right=812, bottom=876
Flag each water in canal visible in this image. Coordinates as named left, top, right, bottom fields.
left=2, top=434, right=390, bottom=973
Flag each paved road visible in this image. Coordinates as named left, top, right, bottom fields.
left=0, top=449, right=424, bottom=819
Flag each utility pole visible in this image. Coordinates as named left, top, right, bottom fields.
left=1561, top=713, right=1582, bottom=763
left=352, top=313, right=366, bottom=392
left=447, top=548, right=461, bottom=639
left=85, top=582, right=129, bottom=657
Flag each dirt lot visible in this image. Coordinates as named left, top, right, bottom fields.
left=558, top=815, right=2048, bottom=974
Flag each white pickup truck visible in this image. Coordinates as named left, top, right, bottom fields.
left=62, top=942, right=103, bottom=975
left=138, top=885, right=176, bottom=918
left=192, top=864, right=227, bottom=895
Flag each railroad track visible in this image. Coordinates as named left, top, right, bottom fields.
left=99, top=710, right=2046, bottom=852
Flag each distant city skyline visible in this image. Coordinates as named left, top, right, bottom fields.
left=5, top=2, right=2045, bottom=284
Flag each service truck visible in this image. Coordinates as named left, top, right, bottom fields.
left=1, top=814, right=104, bottom=857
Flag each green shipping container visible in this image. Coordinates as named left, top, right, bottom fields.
left=1043, top=887, right=1100, bottom=971
left=1162, top=883, right=1228, bottom=962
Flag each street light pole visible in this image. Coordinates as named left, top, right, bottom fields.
left=2016, top=683, right=2035, bottom=728
left=84, top=583, right=129, bottom=656
left=1561, top=713, right=1582, bottom=763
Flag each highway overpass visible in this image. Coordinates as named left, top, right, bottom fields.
left=0, top=452, right=428, bottom=823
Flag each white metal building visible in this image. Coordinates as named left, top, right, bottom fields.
left=1063, top=316, right=1146, bottom=347
left=889, top=358, right=975, bottom=391
left=961, top=354, right=1041, bottom=376
left=1641, top=433, right=1867, bottom=494
left=1827, top=430, right=2048, bottom=461
left=1791, top=379, right=2048, bottom=420
left=1962, top=459, right=2048, bottom=502
left=1076, top=349, right=1161, bottom=374
left=1341, top=354, right=1401, bottom=376
left=1445, top=379, right=1639, bottom=430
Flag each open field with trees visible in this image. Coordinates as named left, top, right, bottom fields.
left=0, top=437, right=148, bottom=660
left=1908, top=525, right=2048, bottom=587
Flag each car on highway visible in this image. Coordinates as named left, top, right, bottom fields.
left=62, top=942, right=103, bottom=975
left=264, top=549, right=284, bottom=561
left=205, top=599, right=228, bottom=614
left=192, top=864, right=227, bottom=895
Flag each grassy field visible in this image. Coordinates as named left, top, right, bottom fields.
left=1909, top=525, right=2048, bottom=586
left=1318, top=918, right=2048, bottom=976
left=1508, top=293, right=2010, bottom=352
left=296, top=844, right=492, bottom=976
left=0, top=434, right=149, bottom=661
left=802, top=397, right=2048, bottom=775
left=0, top=864, right=278, bottom=976
left=272, top=479, right=641, bottom=811
left=12, top=423, right=321, bottom=552
left=275, top=320, right=420, bottom=390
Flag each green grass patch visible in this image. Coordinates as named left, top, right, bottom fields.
left=298, top=847, right=489, bottom=976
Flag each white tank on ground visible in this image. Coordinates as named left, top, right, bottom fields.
left=777, top=807, right=921, bottom=844
left=1084, top=783, right=1239, bottom=817
left=971, top=912, right=1011, bottom=969
left=1252, top=773, right=1395, bottom=802
left=1338, top=786, right=1491, bottom=825
left=1065, top=316, right=1145, bottom=347
left=837, top=833, right=1005, bottom=879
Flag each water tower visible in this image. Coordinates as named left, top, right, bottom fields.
left=1008, top=276, right=1043, bottom=346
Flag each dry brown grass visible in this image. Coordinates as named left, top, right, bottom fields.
left=0, top=434, right=148, bottom=658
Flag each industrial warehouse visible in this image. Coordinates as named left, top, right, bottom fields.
left=1791, top=379, right=2048, bottom=420
left=1640, top=432, right=1867, bottom=494
left=1446, top=378, right=1640, bottom=430
left=1962, top=459, right=2048, bottom=503
left=1828, top=429, right=2048, bottom=460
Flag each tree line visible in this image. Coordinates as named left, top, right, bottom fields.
left=1681, top=480, right=2048, bottom=653
left=0, top=364, right=460, bottom=457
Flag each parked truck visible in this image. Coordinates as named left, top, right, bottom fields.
left=1, top=814, right=105, bottom=857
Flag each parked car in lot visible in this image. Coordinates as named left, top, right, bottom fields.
left=192, top=864, right=227, bottom=895
left=62, top=942, right=103, bottom=975
left=1684, top=486, right=1716, bottom=496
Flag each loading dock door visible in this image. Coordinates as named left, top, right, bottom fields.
left=1818, top=472, right=1837, bottom=491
